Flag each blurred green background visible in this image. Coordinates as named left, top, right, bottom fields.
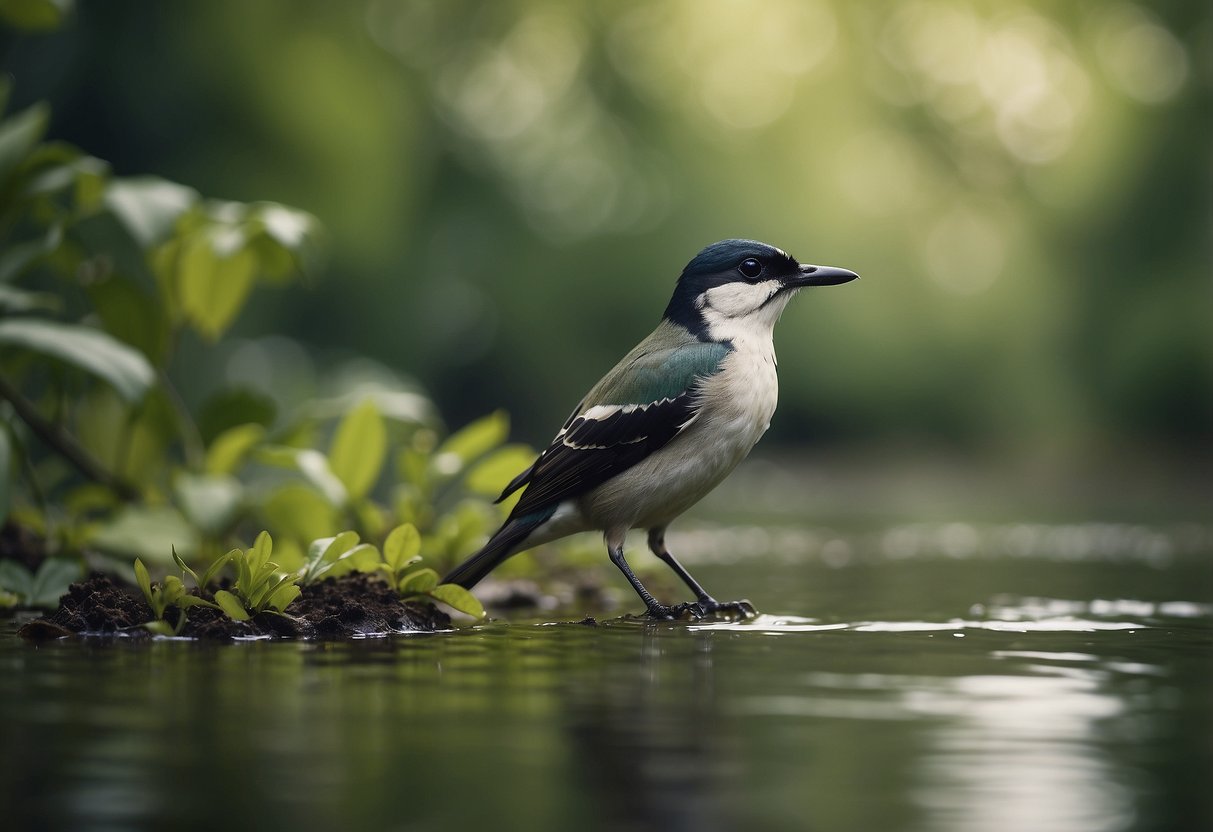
left=3, top=0, right=1209, bottom=508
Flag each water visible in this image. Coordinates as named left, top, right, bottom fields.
left=2, top=526, right=1211, bottom=832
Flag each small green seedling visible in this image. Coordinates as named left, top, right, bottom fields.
left=212, top=531, right=301, bottom=620
left=134, top=556, right=218, bottom=636
left=298, top=530, right=376, bottom=586
left=378, top=523, right=484, bottom=619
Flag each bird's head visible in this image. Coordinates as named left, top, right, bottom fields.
left=663, top=239, right=858, bottom=341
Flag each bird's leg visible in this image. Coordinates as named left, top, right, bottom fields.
left=647, top=528, right=756, bottom=618
left=606, top=533, right=701, bottom=620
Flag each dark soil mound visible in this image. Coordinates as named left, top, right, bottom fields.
left=17, top=571, right=451, bottom=641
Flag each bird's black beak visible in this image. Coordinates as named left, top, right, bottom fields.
left=785, top=263, right=860, bottom=288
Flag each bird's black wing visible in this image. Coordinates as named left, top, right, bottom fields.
left=499, top=336, right=733, bottom=519
left=508, top=394, right=697, bottom=519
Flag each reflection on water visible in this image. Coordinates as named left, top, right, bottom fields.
left=1, top=556, right=1211, bottom=832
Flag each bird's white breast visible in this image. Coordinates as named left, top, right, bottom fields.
left=581, top=334, right=779, bottom=532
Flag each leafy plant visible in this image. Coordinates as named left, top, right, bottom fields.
left=0, top=557, right=80, bottom=609
left=133, top=552, right=219, bottom=636
left=212, top=531, right=301, bottom=621
left=377, top=523, right=484, bottom=619
left=297, top=530, right=377, bottom=586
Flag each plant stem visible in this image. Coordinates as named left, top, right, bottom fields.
left=158, top=370, right=204, bottom=470
left=0, top=373, right=140, bottom=501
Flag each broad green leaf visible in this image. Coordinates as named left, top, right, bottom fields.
left=435, top=411, right=509, bottom=471
left=249, top=531, right=273, bottom=574
left=204, top=423, right=265, bottom=475
left=260, top=483, right=337, bottom=543
left=104, top=176, right=198, bottom=248
left=398, top=568, right=439, bottom=595
left=259, top=448, right=348, bottom=507
left=213, top=589, right=250, bottom=621
left=161, top=575, right=186, bottom=606
left=26, top=558, right=80, bottom=607
left=134, top=559, right=153, bottom=605
left=0, top=318, right=155, bottom=403
left=0, top=425, right=10, bottom=528
left=383, top=523, right=421, bottom=571
left=177, top=234, right=258, bottom=340
left=465, top=444, right=537, bottom=498
left=0, top=560, right=31, bottom=595
left=0, top=101, right=48, bottom=186
left=267, top=582, right=301, bottom=612
left=428, top=584, right=485, bottom=619
left=91, top=505, right=198, bottom=564
left=173, top=472, right=243, bottom=537
left=328, top=399, right=386, bottom=501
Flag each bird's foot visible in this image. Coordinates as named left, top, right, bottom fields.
left=643, top=598, right=758, bottom=621
left=695, top=598, right=758, bottom=619
left=643, top=601, right=706, bottom=621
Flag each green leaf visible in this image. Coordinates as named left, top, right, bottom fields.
left=328, top=399, right=386, bottom=501
left=465, top=444, right=537, bottom=498
left=0, top=285, right=60, bottom=313
left=433, top=411, right=509, bottom=478
left=26, top=558, right=79, bottom=607
left=104, top=176, right=198, bottom=248
left=171, top=545, right=200, bottom=586
left=200, top=550, right=237, bottom=588
left=0, top=560, right=32, bottom=596
left=92, top=506, right=199, bottom=564
left=173, top=472, right=243, bottom=537
left=0, top=318, right=155, bottom=403
left=176, top=233, right=258, bottom=340
left=383, top=523, right=422, bottom=572
left=427, top=584, right=485, bottom=619
left=267, top=582, right=301, bottom=612
left=249, top=530, right=273, bottom=573
left=213, top=589, right=250, bottom=621
left=204, top=423, right=265, bottom=475
left=142, top=620, right=176, bottom=637
left=260, top=483, right=338, bottom=544
left=134, top=558, right=154, bottom=613
left=398, top=567, right=439, bottom=595
left=0, top=102, right=48, bottom=186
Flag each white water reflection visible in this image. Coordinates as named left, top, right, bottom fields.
left=690, top=613, right=1145, bottom=634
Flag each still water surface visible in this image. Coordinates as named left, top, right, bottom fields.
left=2, top=526, right=1211, bottom=832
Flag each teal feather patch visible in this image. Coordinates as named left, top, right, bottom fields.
left=583, top=321, right=732, bottom=408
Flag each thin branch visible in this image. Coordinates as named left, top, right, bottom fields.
left=0, top=373, right=140, bottom=501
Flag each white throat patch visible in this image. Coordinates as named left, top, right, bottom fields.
left=697, top=280, right=795, bottom=345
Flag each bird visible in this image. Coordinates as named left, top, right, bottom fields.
left=443, top=239, right=859, bottom=619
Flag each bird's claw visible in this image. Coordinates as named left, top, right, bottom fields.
left=644, top=598, right=758, bottom=621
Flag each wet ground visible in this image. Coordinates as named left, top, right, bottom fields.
left=2, top=519, right=1211, bottom=832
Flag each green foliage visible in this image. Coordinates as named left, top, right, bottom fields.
left=0, top=88, right=560, bottom=614
left=213, top=531, right=301, bottom=619
left=298, top=529, right=376, bottom=586
left=133, top=553, right=219, bottom=636
left=376, top=522, right=484, bottom=619
left=0, top=557, right=79, bottom=608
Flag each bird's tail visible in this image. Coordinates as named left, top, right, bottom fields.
left=442, top=509, right=555, bottom=589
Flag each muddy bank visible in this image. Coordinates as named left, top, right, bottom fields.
left=17, top=572, right=452, bottom=640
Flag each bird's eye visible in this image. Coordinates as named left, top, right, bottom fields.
left=738, top=258, right=763, bottom=280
